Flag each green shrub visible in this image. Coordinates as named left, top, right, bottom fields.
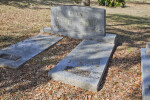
left=98, top=0, right=125, bottom=7
left=73, top=0, right=82, bottom=4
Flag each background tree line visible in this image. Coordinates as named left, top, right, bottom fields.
left=0, top=0, right=125, bottom=7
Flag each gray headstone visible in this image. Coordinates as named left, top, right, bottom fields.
left=43, top=6, right=106, bottom=40
left=0, top=35, right=63, bottom=69
left=48, top=39, right=116, bottom=92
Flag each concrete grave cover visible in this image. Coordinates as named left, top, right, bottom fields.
left=0, top=35, right=63, bottom=69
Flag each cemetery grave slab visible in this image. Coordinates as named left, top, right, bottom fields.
left=141, top=44, right=150, bottom=100
left=0, top=35, right=63, bottom=69
left=48, top=39, right=116, bottom=92
left=45, top=5, right=117, bottom=91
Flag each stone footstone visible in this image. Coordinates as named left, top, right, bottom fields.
left=0, top=35, right=63, bottom=69
left=141, top=48, right=150, bottom=100
left=48, top=39, right=116, bottom=92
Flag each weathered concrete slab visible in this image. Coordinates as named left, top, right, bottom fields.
left=0, top=35, right=63, bottom=69
left=41, top=5, right=106, bottom=40
left=146, top=43, right=150, bottom=56
left=41, top=27, right=116, bottom=44
left=48, top=39, right=116, bottom=92
left=141, top=48, right=150, bottom=100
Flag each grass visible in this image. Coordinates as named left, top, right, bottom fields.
left=0, top=2, right=50, bottom=48
left=126, top=0, right=150, bottom=3
left=0, top=0, right=150, bottom=99
left=106, top=14, right=150, bottom=47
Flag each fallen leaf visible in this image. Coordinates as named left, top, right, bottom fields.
left=49, top=89, right=53, bottom=95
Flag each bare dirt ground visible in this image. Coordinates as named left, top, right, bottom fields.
left=0, top=0, right=150, bottom=99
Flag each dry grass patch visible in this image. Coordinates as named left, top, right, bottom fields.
left=0, top=3, right=50, bottom=49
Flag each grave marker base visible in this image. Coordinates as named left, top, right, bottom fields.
left=41, top=27, right=116, bottom=44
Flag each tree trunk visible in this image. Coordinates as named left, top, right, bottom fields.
left=81, top=0, right=90, bottom=6
left=28, top=0, right=31, bottom=6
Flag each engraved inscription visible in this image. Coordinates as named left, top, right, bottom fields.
left=54, top=16, right=102, bottom=32
left=51, top=6, right=105, bottom=36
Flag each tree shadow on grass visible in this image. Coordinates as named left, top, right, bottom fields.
left=106, top=14, right=150, bottom=48
left=128, top=1, right=150, bottom=5
left=0, top=0, right=75, bottom=9
left=0, top=0, right=29, bottom=8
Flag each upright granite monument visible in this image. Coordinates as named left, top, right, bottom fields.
left=41, top=6, right=115, bottom=43
left=41, top=5, right=117, bottom=92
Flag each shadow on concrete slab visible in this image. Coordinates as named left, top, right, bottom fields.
left=0, top=37, right=80, bottom=95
